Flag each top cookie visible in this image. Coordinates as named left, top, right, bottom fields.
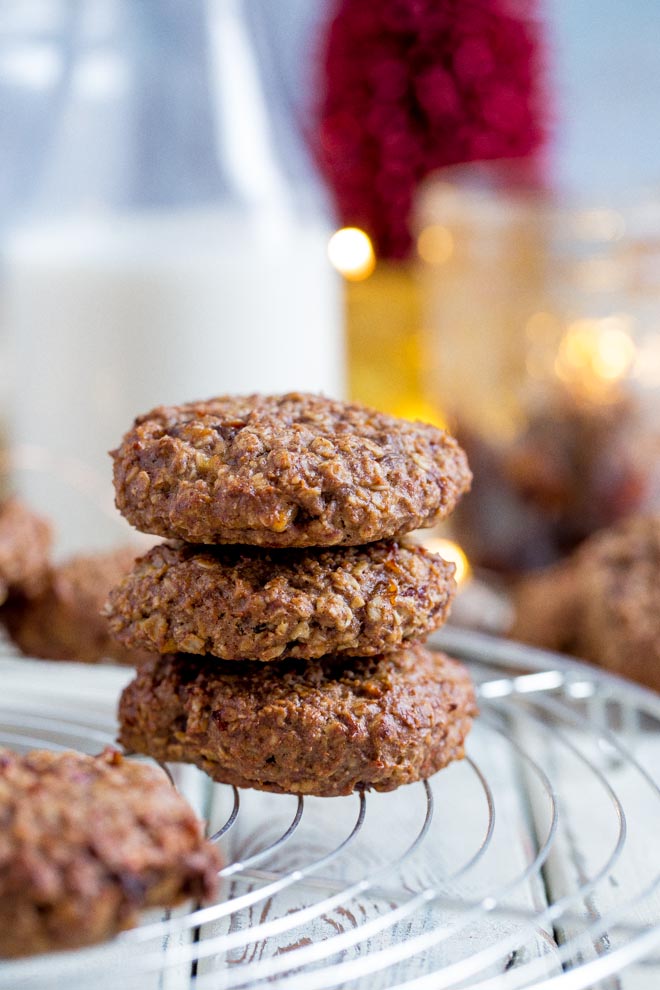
left=111, top=393, right=471, bottom=547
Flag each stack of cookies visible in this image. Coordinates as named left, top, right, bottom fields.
left=108, top=393, right=477, bottom=797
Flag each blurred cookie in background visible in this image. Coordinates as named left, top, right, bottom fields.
left=3, top=546, right=152, bottom=665
left=509, top=514, right=660, bottom=693
left=0, top=497, right=52, bottom=606
left=0, top=746, right=220, bottom=957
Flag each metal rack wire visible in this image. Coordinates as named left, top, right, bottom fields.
left=1, top=628, right=660, bottom=989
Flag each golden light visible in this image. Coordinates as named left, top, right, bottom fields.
left=327, top=227, right=375, bottom=281
left=424, top=538, right=472, bottom=587
left=554, top=315, right=636, bottom=400
left=525, top=312, right=561, bottom=380
left=633, top=333, right=660, bottom=386
left=393, top=398, right=448, bottom=430
left=575, top=257, right=626, bottom=293
left=573, top=208, right=625, bottom=243
left=417, top=224, right=454, bottom=265
left=592, top=321, right=637, bottom=380
left=524, top=311, right=560, bottom=342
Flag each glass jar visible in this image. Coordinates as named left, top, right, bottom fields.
left=416, top=168, right=660, bottom=574
left=0, top=0, right=343, bottom=552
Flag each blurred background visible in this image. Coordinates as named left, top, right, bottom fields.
left=1, top=0, right=660, bottom=570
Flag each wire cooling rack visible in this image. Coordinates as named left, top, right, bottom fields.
left=1, top=628, right=660, bottom=990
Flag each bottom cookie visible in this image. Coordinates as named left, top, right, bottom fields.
left=118, top=646, right=477, bottom=797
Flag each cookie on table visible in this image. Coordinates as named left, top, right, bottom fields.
left=3, top=546, right=152, bottom=665
left=577, top=514, right=660, bottom=691
left=119, top=646, right=477, bottom=797
left=508, top=560, right=582, bottom=656
left=111, top=392, right=471, bottom=547
left=105, top=539, right=457, bottom=662
left=0, top=747, right=220, bottom=957
left=0, top=497, right=52, bottom=606
left=509, top=514, right=660, bottom=693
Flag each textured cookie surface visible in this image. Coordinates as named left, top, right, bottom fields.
left=111, top=393, right=471, bottom=547
left=119, top=646, right=477, bottom=797
left=3, top=546, right=152, bottom=665
left=0, top=747, right=220, bottom=957
left=106, top=539, right=456, bottom=661
left=0, top=498, right=52, bottom=605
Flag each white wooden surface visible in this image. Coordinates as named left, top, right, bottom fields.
left=1, top=641, right=660, bottom=989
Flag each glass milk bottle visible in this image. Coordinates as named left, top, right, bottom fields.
left=0, top=0, right=343, bottom=553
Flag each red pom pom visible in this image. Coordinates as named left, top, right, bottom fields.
left=315, top=0, right=547, bottom=258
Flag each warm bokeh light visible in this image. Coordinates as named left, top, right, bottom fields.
left=633, top=333, right=660, bottom=386
left=524, top=310, right=560, bottom=341
left=573, top=207, right=626, bottom=243
left=393, top=399, right=447, bottom=430
left=554, top=315, right=636, bottom=400
left=327, top=227, right=375, bottom=280
left=417, top=224, right=454, bottom=265
left=423, top=538, right=472, bottom=587
left=575, top=256, right=626, bottom=294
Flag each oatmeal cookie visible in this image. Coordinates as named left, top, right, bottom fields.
left=118, top=646, right=477, bottom=797
left=509, top=514, right=660, bottom=692
left=577, top=514, right=660, bottom=691
left=105, top=539, right=456, bottom=661
left=3, top=546, right=152, bottom=665
left=509, top=560, right=582, bottom=656
left=0, top=747, right=220, bottom=957
left=111, top=393, right=471, bottom=547
left=0, top=497, right=52, bottom=605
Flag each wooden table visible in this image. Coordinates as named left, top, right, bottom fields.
left=1, top=629, right=659, bottom=989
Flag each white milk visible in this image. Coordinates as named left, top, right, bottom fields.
left=3, top=207, right=344, bottom=553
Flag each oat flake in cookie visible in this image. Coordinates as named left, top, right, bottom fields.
left=118, top=646, right=477, bottom=797
left=111, top=393, right=471, bottom=547
left=105, top=539, right=457, bottom=661
left=0, top=747, right=220, bottom=957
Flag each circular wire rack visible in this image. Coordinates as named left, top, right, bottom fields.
left=2, top=627, right=660, bottom=990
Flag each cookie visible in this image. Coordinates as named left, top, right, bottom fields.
left=105, top=539, right=456, bottom=662
left=3, top=546, right=152, bottom=665
left=577, top=514, right=660, bottom=691
left=0, top=497, right=52, bottom=605
left=118, top=646, right=477, bottom=797
left=111, top=393, right=471, bottom=547
left=509, top=514, right=660, bottom=692
left=0, top=747, right=220, bottom=957
left=509, top=560, right=582, bottom=656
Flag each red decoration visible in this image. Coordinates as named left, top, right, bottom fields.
left=316, top=0, right=547, bottom=259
